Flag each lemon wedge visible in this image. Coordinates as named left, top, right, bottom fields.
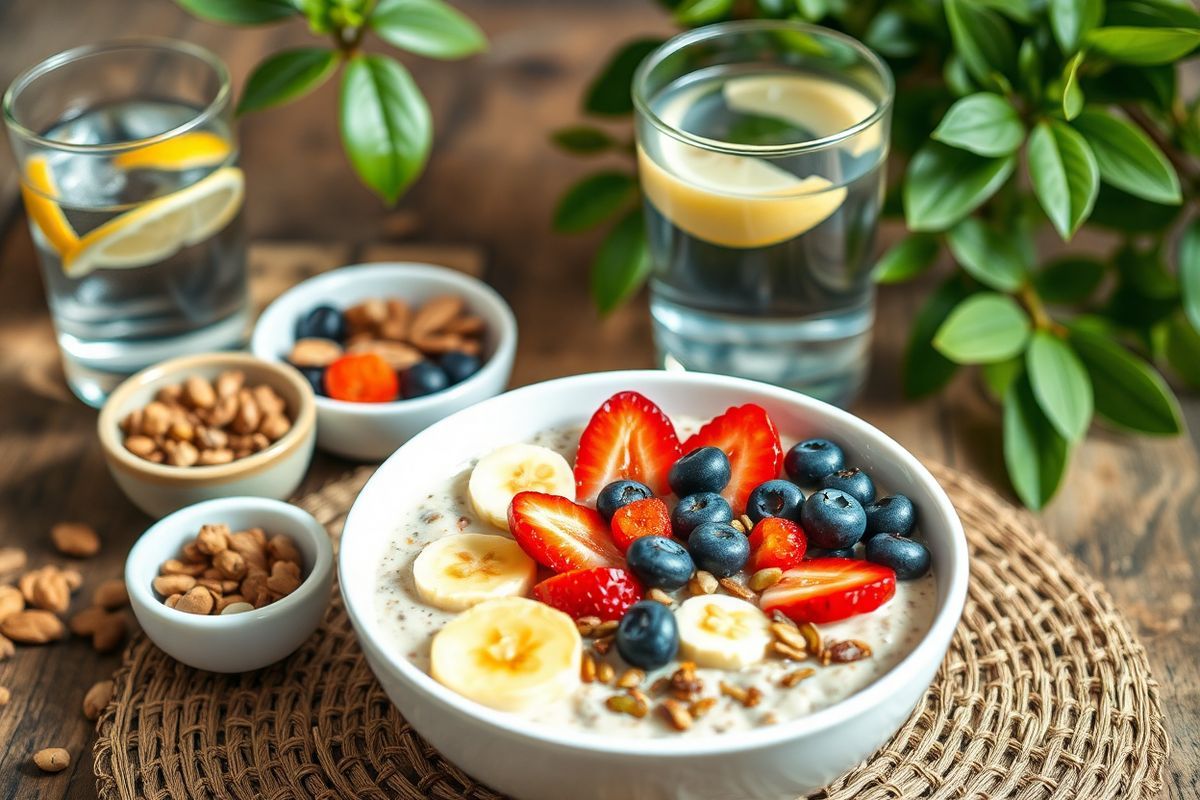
left=21, top=156, right=80, bottom=257
left=62, top=166, right=244, bottom=278
left=112, top=131, right=232, bottom=171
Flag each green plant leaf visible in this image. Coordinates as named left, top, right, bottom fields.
left=551, top=126, right=617, bottom=155
left=794, top=0, right=830, bottom=22
left=931, top=93, right=1024, bottom=157
left=1004, top=372, right=1070, bottom=510
left=865, top=9, right=921, bottom=58
left=1083, top=64, right=1176, bottom=111
left=1084, top=26, right=1200, bottom=65
left=943, top=55, right=977, bottom=98
left=1026, top=332, right=1093, bottom=441
left=1071, top=109, right=1181, bottom=204
left=1181, top=218, right=1200, bottom=333
left=1017, top=38, right=1042, bottom=100
left=591, top=209, right=650, bottom=314
left=1026, top=120, right=1099, bottom=241
left=904, top=143, right=1016, bottom=232
left=584, top=39, right=664, bottom=116
left=1033, top=256, right=1106, bottom=304
left=903, top=274, right=973, bottom=398
left=978, top=0, right=1036, bottom=24
left=339, top=54, right=432, bottom=205
left=369, top=0, right=487, bottom=59
left=982, top=356, right=1023, bottom=401
left=1061, top=53, right=1084, bottom=120
left=674, top=0, right=733, bottom=24
left=872, top=234, right=940, bottom=284
left=1049, top=0, right=1103, bottom=52
left=175, top=0, right=297, bottom=24
left=1068, top=325, right=1183, bottom=434
left=553, top=171, right=636, bottom=233
left=946, top=217, right=1027, bottom=292
left=237, top=48, right=338, bottom=115
left=1089, top=183, right=1182, bottom=232
left=944, top=0, right=1016, bottom=87
left=1107, top=0, right=1200, bottom=28
left=1165, top=313, right=1200, bottom=388
left=933, top=292, right=1032, bottom=364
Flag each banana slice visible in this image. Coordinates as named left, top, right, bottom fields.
left=430, top=597, right=582, bottom=712
left=468, top=443, right=575, bottom=530
left=676, top=594, right=773, bottom=670
left=413, top=533, right=538, bottom=612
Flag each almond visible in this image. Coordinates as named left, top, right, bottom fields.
left=1, top=609, right=64, bottom=643
left=160, top=559, right=205, bottom=577
left=231, top=389, right=261, bottom=435
left=50, top=522, right=101, bottom=558
left=347, top=339, right=424, bottom=370
left=0, top=686, right=8, bottom=705
left=91, top=613, right=126, bottom=653
left=83, top=680, right=114, bottom=721
left=61, top=568, right=83, bottom=591
left=443, top=314, right=486, bottom=336
left=183, top=375, right=216, bottom=409
left=124, top=435, right=159, bottom=458
left=252, top=384, right=286, bottom=417
left=30, top=570, right=70, bottom=614
left=141, top=401, right=172, bottom=437
left=0, top=585, right=23, bottom=622
left=379, top=299, right=410, bottom=340
left=288, top=337, right=343, bottom=368
left=0, top=547, right=27, bottom=575
left=411, top=294, right=464, bottom=338
left=164, top=439, right=200, bottom=467
left=215, top=369, right=245, bottom=398
left=197, top=448, right=235, bottom=466
left=345, top=299, right=388, bottom=334
left=410, top=331, right=466, bottom=354
left=70, top=606, right=109, bottom=636
left=33, top=748, right=70, bottom=773
left=258, top=413, right=291, bottom=442
left=153, top=574, right=196, bottom=596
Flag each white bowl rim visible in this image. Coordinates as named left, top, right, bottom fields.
left=126, top=496, right=334, bottom=630
left=250, top=262, right=518, bottom=416
left=341, top=370, right=970, bottom=757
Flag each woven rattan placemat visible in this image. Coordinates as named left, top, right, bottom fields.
left=93, top=464, right=1168, bottom=799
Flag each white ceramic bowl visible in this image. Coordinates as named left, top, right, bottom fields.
left=126, top=497, right=334, bottom=673
left=98, top=352, right=317, bottom=518
left=339, top=370, right=969, bottom=800
left=250, top=262, right=518, bottom=461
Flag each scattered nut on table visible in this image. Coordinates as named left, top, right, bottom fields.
left=50, top=522, right=101, bottom=558
left=32, top=747, right=70, bottom=773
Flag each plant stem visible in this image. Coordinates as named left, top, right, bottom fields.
left=1018, top=283, right=1064, bottom=336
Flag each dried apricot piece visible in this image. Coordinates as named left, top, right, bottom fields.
left=324, top=353, right=399, bottom=403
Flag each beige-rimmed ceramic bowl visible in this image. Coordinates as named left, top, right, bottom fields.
left=99, top=352, right=317, bottom=518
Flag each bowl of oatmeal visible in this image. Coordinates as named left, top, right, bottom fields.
left=339, top=371, right=968, bottom=800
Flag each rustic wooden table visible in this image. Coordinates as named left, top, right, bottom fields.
left=0, top=1, right=1195, bottom=798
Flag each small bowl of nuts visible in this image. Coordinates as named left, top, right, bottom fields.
left=250, top=262, right=517, bottom=461
left=125, top=496, right=333, bottom=672
left=98, top=352, right=317, bottom=518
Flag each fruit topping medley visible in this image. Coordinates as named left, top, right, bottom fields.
left=407, top=392, right=934, bottom=732
left=287, top=294, right=486, bottom=402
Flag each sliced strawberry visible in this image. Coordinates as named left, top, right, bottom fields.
left=574, top=391, right=682, bottom=504
left=508, top=491, right=623, bottom=572
left=610, top=497, right=672, bottom=553
left=533, top=567, right=643, bottom=621
left=748, top=517, right=807, bottom=572
left=682, top=404, right=782, bottom=514
left=759, top=558, right=895, bottom=624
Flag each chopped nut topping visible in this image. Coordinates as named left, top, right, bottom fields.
left=717, top=577, right=756, bottom=602
left=596, top=661, right=615, bottom=684
left=592, top=636, right=613, bottom=656
left=581, top=652, right=597, bottom=683
left=647, top=588, right=674, bottom=606
left=772, top=640, right=808, bottom=662
left=659, top=698, right=693, bottom=731
left=797, top=621, right=822, bottom=655
left=616, top=668, right=644, bottom=688
left=780, top=668, right=816, bottom=688
left=771, top=622, right=810, bottom=656
left=729, top=518, right=746, bottom=534
left=689, top=697, right=717, bottom=718
left=593, top=619, right=619, bottom=638
left=825, top=639, right=872, bottom=663
left=648, top=676, right=670, bottom=695
left=738, top=514, right=754, bottom=533
left=748, top=567, right=783, bottom=592
left=606, top=691, right=648, bottom=718
left=718, top=681, right=763, bottom=708
left=688, top=570, right=718, bottom=596
left=668, top=662, right=704, bottom=701
left=575, top=615, right=601, bottom=637
left=760, top=712, right=780, bottom=726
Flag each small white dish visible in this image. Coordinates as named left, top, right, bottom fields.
left=250, top=262, right=518, bottom=461
left=339, top=370, right=969, bottom=800
left=98, top=352, right=317, bottom=518
left=126, top=496, right=333, bottom=673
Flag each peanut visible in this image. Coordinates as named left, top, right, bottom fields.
left=141, top=401, right=172, bottom=437
left=153, top=574, right=197, bottom=596
left=197, top=448, right=235, bottom=466
left=220, top=601, right=254, bottom=615
left=183, top=375, right=216, bottom=409
left=0, top=686, right=9, bottom=705
left=174, top=586, right=215, bottom=615
left=124, top=435, right=158, bottom=458
left=214, top=549, right=246, bottom=580
left=51, top=522, right=101, bottom=558
left=196, top=523, right=230, bottom=555
left=258, top=413, right=291, bottom=442
left=33, top=748, right=70, bottom=773
left=215, top=370, right=244, bottom=398
left=267, top=534, right=301, bottom=565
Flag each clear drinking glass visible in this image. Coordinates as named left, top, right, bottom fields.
left=4, top=39, right=247, bottom=407
left=633, top=21, right=893, bottom=407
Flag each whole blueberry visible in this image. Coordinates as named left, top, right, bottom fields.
left=746, top=479, right=805, bottom=525
left=668, top=446, right=731, bottom=497
left=626, top=536, right=695, bottom=591
left=400, top=360, right=450, bottom=399
left=866, top=533, right=931, bottom=580
left=596, top=480, right=653, bottom=523
left=298, top=366, right=326, bottom=397
left=671, top=492, right=733, bottom=537
left=440, top=351, right=482, bottom=385
left=865, top=494, right=916, bottom=538
left=810, top=546, right=857, bottom=559
left=801, top=489, right=867, bottom=549
left=616, top=600, right=679, bottom=670
left=784, top=439, right=844, bottom=484
left=295, top=305, right=345, bottom=342
left=820, top=467, right=876, bottom=506
left=687, top=522, right=750, bottom=578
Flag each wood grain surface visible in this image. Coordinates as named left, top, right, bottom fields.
left=0, top=1, right=1195, bottom=798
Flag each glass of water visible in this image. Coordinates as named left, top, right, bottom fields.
left=633, top=21, right=893, bottom=407
left=4, top=39, right=247, bottom=407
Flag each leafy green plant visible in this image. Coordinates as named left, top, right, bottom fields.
left=176, top=0, right=486, bottom=202
left=551, top=0, right=1200, bottom=509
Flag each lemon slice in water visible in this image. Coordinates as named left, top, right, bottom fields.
left=62, top=166, right=244, bottom=278
left=112, top=131, right=232, bottom=171
left=21, top=156, right=80, bottom=257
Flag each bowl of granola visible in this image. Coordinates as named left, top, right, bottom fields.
left=339, top=370, right=968, bottom=800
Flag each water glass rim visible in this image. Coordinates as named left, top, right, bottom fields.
left=3, top=37, right=231, bottom=155
left=632, top=19, right=895, bottom=158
